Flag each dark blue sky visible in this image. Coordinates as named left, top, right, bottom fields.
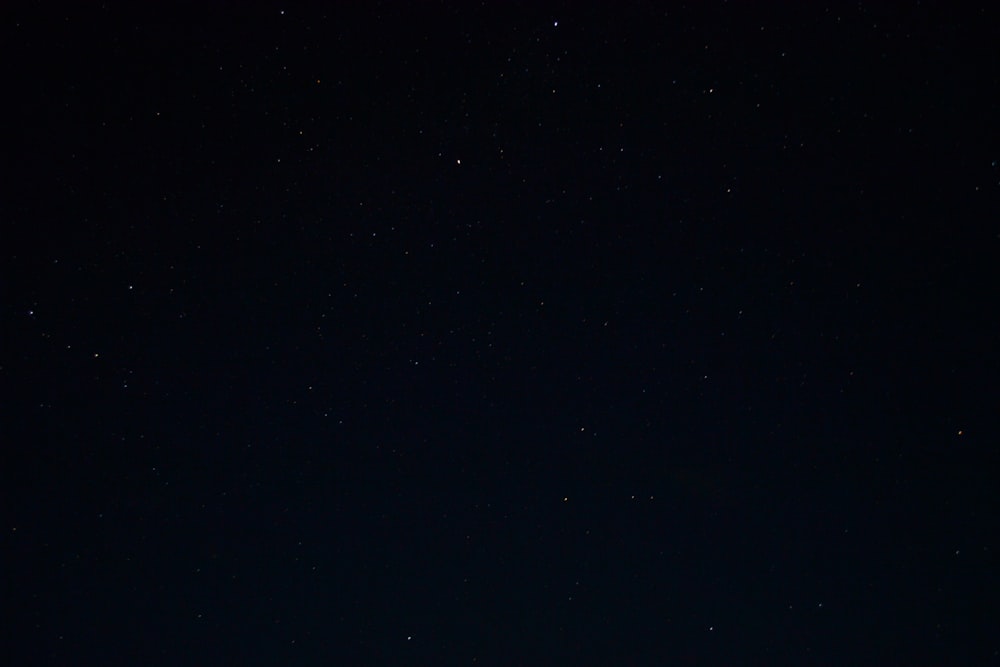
left=4, top=3, right=998, bottom=664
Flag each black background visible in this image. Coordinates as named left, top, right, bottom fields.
left=4, top=2, right=998, bottom=664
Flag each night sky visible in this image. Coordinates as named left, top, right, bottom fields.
left=4, top=3, right=999, bottom=664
